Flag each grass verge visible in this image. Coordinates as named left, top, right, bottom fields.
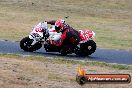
left=0, top=53, right=131, bottom=88
left=0, top=53, right=131, bottom=70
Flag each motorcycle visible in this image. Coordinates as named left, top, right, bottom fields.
left=20, top=22, right=96, bottom=56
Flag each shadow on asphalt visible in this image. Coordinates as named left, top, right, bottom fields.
left=20, top=50, right=92, bottom=60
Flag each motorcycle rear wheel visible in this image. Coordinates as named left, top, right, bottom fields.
left=75, top=40, right=96, bottom=56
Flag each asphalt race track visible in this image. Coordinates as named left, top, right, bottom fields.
left=0, top=40, right=132, bottom=65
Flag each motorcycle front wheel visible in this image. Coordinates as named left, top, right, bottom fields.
left=20, top=37, right=42, bottom=52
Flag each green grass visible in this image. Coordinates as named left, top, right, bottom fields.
left=0, top=0, right=132, bottom=50
left=0, top=54, right=131, bottom=70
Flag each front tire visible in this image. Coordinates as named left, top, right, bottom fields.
left=20, top=37, right=42, bottom=52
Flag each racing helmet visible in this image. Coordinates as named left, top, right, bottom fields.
left=55, top=19, right=65, bottom=32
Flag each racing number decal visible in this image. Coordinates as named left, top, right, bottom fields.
left=81, top=30, right=93, bottom=40
left=35, top=27, right=43, bottom=32
left=84, top=30, right=93, bottom=38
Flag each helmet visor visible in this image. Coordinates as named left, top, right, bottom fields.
left=55, top=26, right=61, bottom=32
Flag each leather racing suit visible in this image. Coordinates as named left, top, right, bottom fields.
left=47, top=20, right=80, bottom=52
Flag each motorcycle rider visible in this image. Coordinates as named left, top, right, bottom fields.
left=46, top=19, right=80, bottom=54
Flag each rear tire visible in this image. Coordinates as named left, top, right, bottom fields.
left=75, top=40, right=96, bottom=56
left=20, top=37, right=42, bottom=52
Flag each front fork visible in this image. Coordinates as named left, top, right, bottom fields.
left=29, top=34, right=46, bottom=47
left=29, top=35, right=38, bottom=45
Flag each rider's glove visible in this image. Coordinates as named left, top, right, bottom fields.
left=42, top=21, right=48, bottom=30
